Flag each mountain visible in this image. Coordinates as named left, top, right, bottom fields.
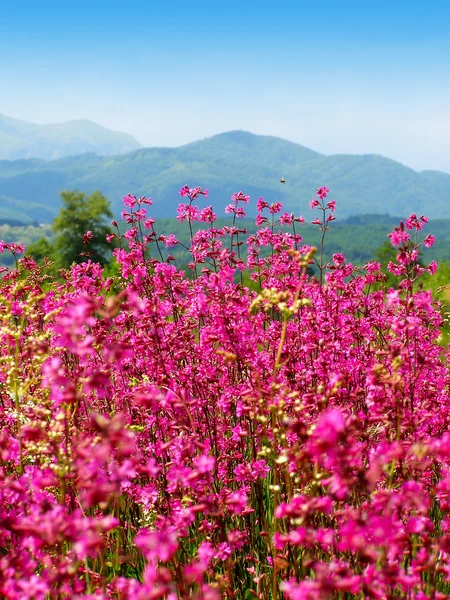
left=0, top=114, right=142, bottom=161
left=0, top=130, right=449, bottom=224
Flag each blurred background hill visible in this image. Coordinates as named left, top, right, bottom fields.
left=0, top=129, right=449, bottom=224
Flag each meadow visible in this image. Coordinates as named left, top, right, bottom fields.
left=1, top=185, right=450, bottom=599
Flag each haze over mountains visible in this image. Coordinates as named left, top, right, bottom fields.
left=0, top=124, right=449, bottom=225
left=0, top=113, right=142, bottom=161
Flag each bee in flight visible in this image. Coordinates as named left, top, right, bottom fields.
left=280, top=177, right=286, bottom=184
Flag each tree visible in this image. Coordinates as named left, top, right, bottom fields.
left=53, top=190, right=113, bottom=268
left=28, top=190, right=114, bottom=269
left=26, top=237, right=55, bottom=265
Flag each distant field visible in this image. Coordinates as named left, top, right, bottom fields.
left=0, top=223, right=52, bottom=265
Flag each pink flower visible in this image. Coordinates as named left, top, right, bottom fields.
left=135, top=529, right=178, bottom=562
left=138, top=195, right=152, bottom=205
left=121, top=209, right=133, bottom=224
left=123, top=228, right=138, bottom=240
left=214, top=542, right=232, bottom=561
left=225, top=491, right=250, bottom=515
left=198, top=540, right=215, bottom=565
left=159, top=234, right=178, bottom=248
left=123, top=194, right=137, bottom=208
left=2, top=178, right=448, bottom=598
left=231, top=191, right=250, bottom=204
left=193, top=454, right=215, bottom=474
left=310, top=199, right=320, bottom=209
left=427, top=260, right=438, bottom=274
left=251, top=459, right=270, bottom=479
left=177, top=203, right=200, bottom=222
left=179, top=184, right=207, bottom=200
left=144, top=217, right=156, bottom=229
left=389, top=229, right=410, bottom=246
left=179, top=185, right=190, bottom=197
left=189, top=186, right=208, bottom=200
left=332, top=253, right=346, bottom=266
left=8, top=242, right=25, bottom=254
left=365, top=261, right=381, bottom=274
left=82, top=231, right=93, bottom=244
left=279, top=212, right=293, bottom=225
left=269, top=202, right=283, bottom=215
left=257, top=197, right=269, bottom=212
left=316, top=186, right=330, bottom=199
left=423, top=234, right=435, bottom=248
left=134, top=208, right=147, bottom=221
left=200, top=206, right=217, bottom=223
left=387, top=261, right=406, bottom=275
left=312, top=408, right=346, bottom=448
left=405, top=213, right=426, bottom=231
left=256, top=214, right=268, bottom=226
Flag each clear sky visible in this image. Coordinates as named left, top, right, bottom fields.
left=1, top=0, right=449, bottom=172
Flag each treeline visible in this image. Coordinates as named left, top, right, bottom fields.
left=2, top=188, right=450, bottom=275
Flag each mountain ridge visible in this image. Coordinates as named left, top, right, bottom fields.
left=0, top=113, right=142, bottom=161
left=0, top=130, right=449, bottom=224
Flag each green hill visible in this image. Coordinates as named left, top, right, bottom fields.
left=0, top=113, right=142, bottom=161
left=0, top=130, right=449, bottom=223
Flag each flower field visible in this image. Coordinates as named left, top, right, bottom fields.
left=1, top=185, right=450, bottom=599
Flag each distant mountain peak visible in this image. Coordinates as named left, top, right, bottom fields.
left=180, top=130, right=322, bottom=165
left=0, top=113, right=142, bottom=161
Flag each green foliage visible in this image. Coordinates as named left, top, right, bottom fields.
left=52, top=190, right=113, bottom=268
left=26, top=190, right=113, bottom=270
left=421, top=261, right=450, bottom=344
left=26, top=237, right=54, bottom=265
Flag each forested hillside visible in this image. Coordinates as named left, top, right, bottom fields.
left=1, top=130, right=449, bottom=223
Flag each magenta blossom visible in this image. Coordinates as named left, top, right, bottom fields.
left=82, top=231, right=93, bottom=244
left=316, top=186, right=330, bottom=199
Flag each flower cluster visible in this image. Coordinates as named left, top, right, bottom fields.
left=0, top=185, right=449, bottom=599
left=387, top=215, right=438, bottom=288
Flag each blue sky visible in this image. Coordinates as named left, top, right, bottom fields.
left=1, top=0, right=449, bottom=171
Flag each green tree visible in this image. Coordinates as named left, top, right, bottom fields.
left=28, top=190, right=113, bottom=269
left=26, top=237, right=55, bottom=265
left=375, top=240, right=397, bottom=267
left=53, top=190, right=113, bottom=268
